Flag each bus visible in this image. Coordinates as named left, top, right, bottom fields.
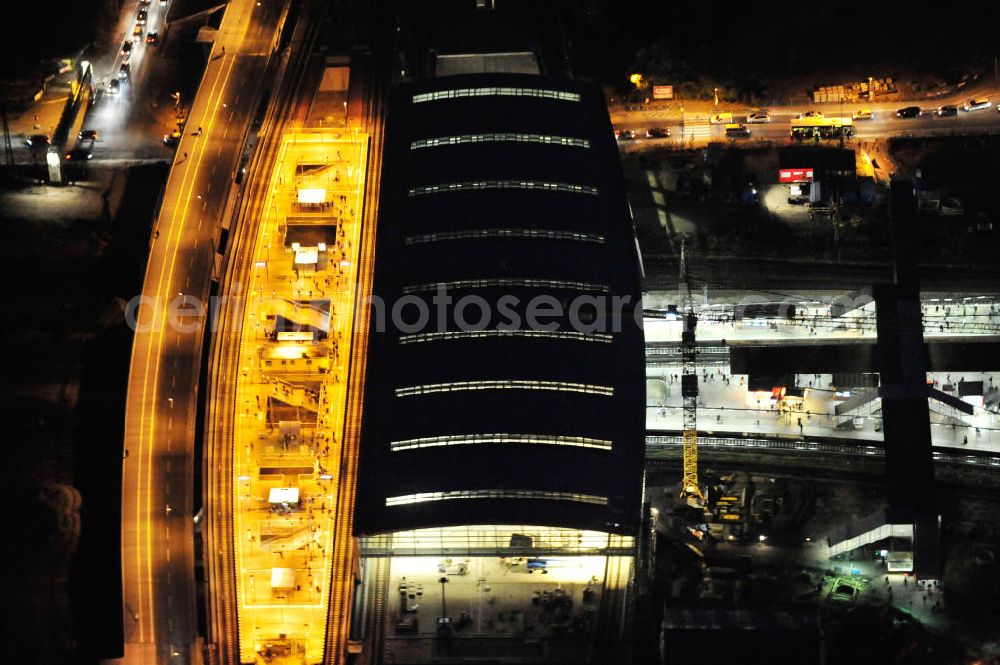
left=790, top=115, right=854, bottom=140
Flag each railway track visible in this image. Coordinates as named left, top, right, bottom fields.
left=592, top=547, right=633, bottom=662
left=322, top=10, right=389, bottom=662
left=202, top=0, right=323, bottom=661
left=645, top=431, right=1000, bottom=471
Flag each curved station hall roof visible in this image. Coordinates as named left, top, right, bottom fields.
left=355, top=74, right=645, bottom=536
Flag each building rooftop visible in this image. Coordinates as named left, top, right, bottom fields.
left=355, top=73, right=645, bottom=536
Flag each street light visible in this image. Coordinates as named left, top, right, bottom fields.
left=713, top=87, right=719, bottom=108
left=868, top=77, right=874, bottom=102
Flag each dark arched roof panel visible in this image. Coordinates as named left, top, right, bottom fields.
left=355, top=74, right=645, bottom=536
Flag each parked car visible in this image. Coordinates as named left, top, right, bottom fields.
left=896, top=106, right=921, bottom=118
left=746, top=112, right=771, bottom=123
left=163, top=128, right=181, bottom=147
left=852, top=108, right=873, bottom=120
left=936, top=105, right=958, bottom=117
left=939, top=198, right=964, bottom=216
left=64, top=148, right=93, bottom=161
left=645, top=127, right=670, bottom=138
left=724, top=123, right=751, bottom=138
left=963, top=97, right=991, bottom=111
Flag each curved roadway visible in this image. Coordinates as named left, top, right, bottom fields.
left=119, top=0, right=285, bottom=662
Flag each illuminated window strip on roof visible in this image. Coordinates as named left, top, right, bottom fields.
left=395, top=380, right=614, bottom=397
left=401, top=278, right=609, bottom=294
left=405, top=228, right=605, bottom=245
left=398, top=329, right=613, bottom=345
left=390, top=433, right=613, bottom=452
left=385, top=489, right=608, bottom=507
left=411, top=133, right=590, bottom=150
left=412, top=87, right=581, bottom=103
left=408, top=181, right=599, bottom=197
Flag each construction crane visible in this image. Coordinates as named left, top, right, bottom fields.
left=679, top=240, right=704, bottom=504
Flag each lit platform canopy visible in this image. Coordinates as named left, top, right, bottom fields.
left=360, top=524, right=635, bottom=557
left=268, top=487, right=300, bottom=504
left=270, top=567, right=296, bottom=590
left=297, top=187, right=327, bottom=204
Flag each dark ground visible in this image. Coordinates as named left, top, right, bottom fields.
left=625, top=138, right=1000, bottom=291
left=562, top=0, right=998, bottom=96
left=0, top=162, right=165, bottom=664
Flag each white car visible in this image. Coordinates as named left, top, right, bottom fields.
left=746, top=112, right=771, bottom=123
left=963, top=97, right=990, bottom=111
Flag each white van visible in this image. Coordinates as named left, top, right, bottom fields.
left=963, top=97, right=990, bottom=111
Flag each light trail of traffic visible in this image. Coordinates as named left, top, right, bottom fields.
left=120, top=0, right=284, bottom=660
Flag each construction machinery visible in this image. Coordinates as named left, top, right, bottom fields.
left=679, top=241, right=704, bottom=504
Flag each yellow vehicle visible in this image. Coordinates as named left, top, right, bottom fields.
left=852, top=108, right=873, bottom=120
left=710, top=112, right=733, bottom=124
left=724, top=123, right=751, bottom=138
left=790, top=115, right=854, bottom=140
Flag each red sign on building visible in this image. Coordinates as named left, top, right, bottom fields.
left=652, top=85, right=674, bottom=100
left=778, top=168, right=814, bottom=183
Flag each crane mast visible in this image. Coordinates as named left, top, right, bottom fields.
left=679, top=241, right=704, bottom=502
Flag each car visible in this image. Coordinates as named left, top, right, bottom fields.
left=119, top=63, right=131, bottom=79
left=826, top=579, right=860, bottom=606
left=107, top=79, right=121, bottom=94
left=133, top=23, right=144, bottom=38
left=146, top=31, right=159, bottom=45
left=710, top=112, right=733, bottom=124
left=645, top=127, right=670, bottom=138
left=163, top=128, right=181, bottom=147
left=136, top=8, right=147, bottom=23
left=64, top=148, right=93, bottom=161
left=24, top=134, right=50, bottom=147
left=852, top=108, right=873, bottom=120
left=724, top=123, right=751, bottom=138
left=78, top=129, right=100, bottom=141
left=896, top=106, right=921, bottom=118
left=936, top=105, right=958, bottom=117
left=963, top=97, right=990, bottom=111
left=615, top=128, right=635, bottom=141
left=973, top=545, right=997, bottom=566
left=160, top=0, right=167, bottom=4
left=746, top=112, right=771, bottom=123
left=795, top=110, right=823, bottom=119
left=121, top=40, right=133, bottom=56
left=939, top=198, right=964, bottom=216
left=139, top=0, right=151, bottom=4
